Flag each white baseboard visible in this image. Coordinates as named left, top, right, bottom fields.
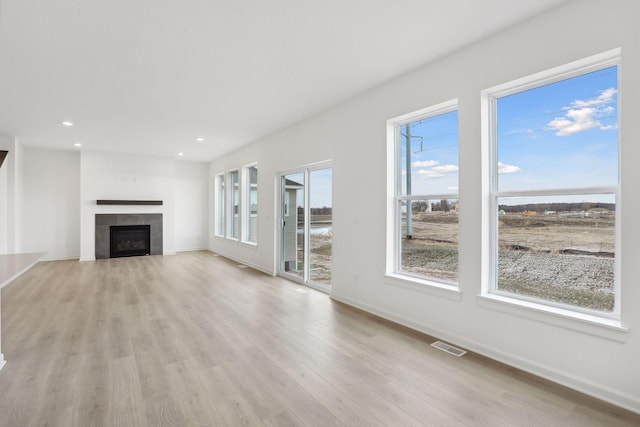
left=41, top=255, right=79, bottom=262
left=330, top=293, right=640, bottom=415
left=175, top=247, right=208, bottom=253
left=208, top=249, right=275, bottom=276
left=0, top=354, right=5, bottom=371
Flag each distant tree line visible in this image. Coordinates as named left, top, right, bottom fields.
left=411, top=200, right=457, bottom=212
left=310, top=206, right=332, bottom=215
left=499, top=202, right=615, bottom=213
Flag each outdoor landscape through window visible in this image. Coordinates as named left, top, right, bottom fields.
left=493, top=63, right=619, bottom=312
left=397, top=106, right=459, bottom=284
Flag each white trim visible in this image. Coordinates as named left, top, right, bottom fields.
left=208, top=248, right=275, bottom=276
left=214, top=173, right=226, bottom=237
left=40, top=255, right=80, bottom=262
left=496, top=187, right=617, bottom=198
left=482, top=49, right=621, bottom=320
left=175, top=247, right=209, bottom=253
left=241, top=163, right=258, bottom=244
left=0, top=253, right=45, bottom=289
left=227, top=169, right=241, bottom=240
left=388, top=98, right=458, bottom=126
left=484, top=48, right=621, bottom=99
left=276, top=161, right=333, bottom=289
left=477, top=294, right=627, bottom=342
left=386, top=99, right=460, bottom=289
left=330, top=294, right=639, bottom=415
left=384, top=273, right=462, bottom=301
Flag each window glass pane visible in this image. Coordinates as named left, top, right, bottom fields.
left=400, top=198, right=459, bottom=283
left=230, top=170, right=239, bottom=239
left=497, top=194, right=615, bottom=311
left=216, top=175, right=225, bottom=236
left=310, top=168, right=332, bottom=285
left=282, top=173, right=304, bottom=279
left=247, top=166, right=258, bottom=243
left=497, top=66, right=618, bottom=192
left=400, top=110, right=459, bottom=196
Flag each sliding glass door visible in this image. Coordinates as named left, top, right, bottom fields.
left=279, top=164, right=332, bottom=292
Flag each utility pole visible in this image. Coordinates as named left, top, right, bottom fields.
left=404, top=124, right=412, bottom=239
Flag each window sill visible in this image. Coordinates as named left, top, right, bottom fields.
left=477, top=293, right=627, bottom=342
left=384, top=274, right=462, bottom=301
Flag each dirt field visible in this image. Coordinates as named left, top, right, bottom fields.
left=402, top=211, right=615, bottom=311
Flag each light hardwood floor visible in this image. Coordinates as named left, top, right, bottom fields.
left=0, top=251, right=638, bottom=426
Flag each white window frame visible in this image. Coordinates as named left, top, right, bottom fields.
left=214, top=173, right=226, bottom=237
left=386, top=99, right=460, bottom=293
left=227, top=169, right=240, bottom=241
left=241, top=163, right=258, bottom=245
left=481, top=49, right=621, bottom=321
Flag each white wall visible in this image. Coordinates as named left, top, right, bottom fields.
left=80, top=151, right=175, bottom=260
left=18, top=148, right=80, bottom=260
left=0, top=148, right=209, bottom=261
left=209, top=0, right=640, bottom=413
left=0, top=134, right=17, bottom=254
left=174, top=160, right=208, bottom=252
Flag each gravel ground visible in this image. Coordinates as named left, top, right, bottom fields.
left=498, top=250, right=614, bottom=311
left=498, top=251, right=614, bottom=292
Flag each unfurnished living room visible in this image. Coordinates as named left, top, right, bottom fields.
left=1, top=1, right=640, bottom=426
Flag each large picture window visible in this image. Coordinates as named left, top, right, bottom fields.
left=389, top=100, right=459, bottom=286
left=485, top=50, right=620, bottom=316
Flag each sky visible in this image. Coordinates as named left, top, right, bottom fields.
left=285, top=168, right=333, bottom=209
left=497, top=65, right=618, bottom=194
left=402, top=65, right=618, bottom=205
left=401, top=110, right=459, bottom=196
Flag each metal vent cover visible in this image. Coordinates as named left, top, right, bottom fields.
left=431, top=340, right=467, bottom=357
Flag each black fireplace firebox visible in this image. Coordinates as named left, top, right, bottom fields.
left=109, top=225, right=151, bottom=258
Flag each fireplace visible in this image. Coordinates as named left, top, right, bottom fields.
left=110, top=225, right=151, bottom=258
left=95, top=214, right=162, bottom=259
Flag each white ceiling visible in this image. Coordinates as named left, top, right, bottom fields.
left=0, top=0, right=567, bottom=162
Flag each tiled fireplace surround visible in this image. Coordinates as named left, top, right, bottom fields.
left=95, top=214, right=163, bottom=259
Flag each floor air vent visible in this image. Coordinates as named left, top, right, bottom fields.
left=431, top=341, right=467, bottom=357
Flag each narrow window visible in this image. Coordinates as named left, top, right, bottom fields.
left=215, top=173, right=225, bottom=237
left=228, top=170, right=240, bottom=240
left=389, top=100, right=459, bottom=286
left=242, top=165, right=258, bottom=244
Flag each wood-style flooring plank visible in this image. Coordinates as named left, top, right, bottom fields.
left=0, top=251, right=638, bottom=426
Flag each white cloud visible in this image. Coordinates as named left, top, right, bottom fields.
left=418, top=170, right=444, bottom=179
left=411, top=160, right=439, bottom=168
left=498, top=162, right=521, bottom=174
left=431, top=164, right=459, bottom=173
left=571, top=87, right=617, bottom=108
left=546, top=88, right=617, bottom=136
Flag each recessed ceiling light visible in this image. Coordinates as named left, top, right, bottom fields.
left=195, top=137, right=204, bottom=142
left=73, top=142, right=82, bottom=147
left=62, top=121, right=73, bottom=127
left=178, top=152, right=184, bottom=156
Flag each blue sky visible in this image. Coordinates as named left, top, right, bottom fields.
left=285, top=168, right=333, bottom=209
left=497, top=65, right=618, bottom=193
left=402, top=66, right=618, bottom=203
left=401, top=110, right=459, bottom=195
